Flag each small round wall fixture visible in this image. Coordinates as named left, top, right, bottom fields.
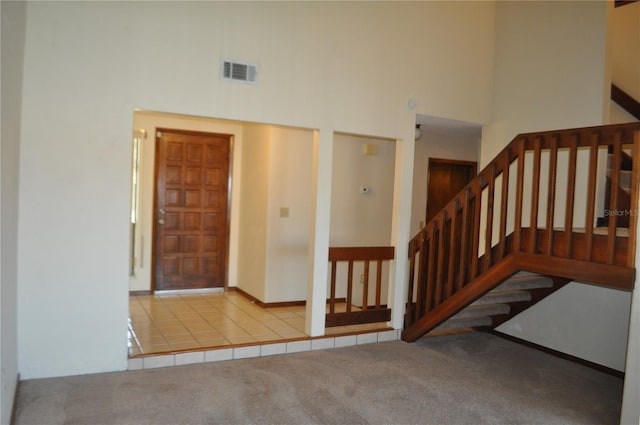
left=415, top=124, right=422, bottom=140
left=408, top=98, right=417, bottom=109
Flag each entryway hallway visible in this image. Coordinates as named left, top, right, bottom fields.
left=128, top=291, right=390, bottom=357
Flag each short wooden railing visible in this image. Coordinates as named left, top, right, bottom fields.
left=404, top=122, right=640, bottom=341
left=327, top=246, right=394, bottom=327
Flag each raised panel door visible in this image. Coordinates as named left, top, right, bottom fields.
left=154, top=129, right=230, bottom=290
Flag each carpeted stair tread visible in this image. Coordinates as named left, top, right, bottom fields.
left=435, top=316, right=492, bottom=330
left=448, top=303, right=510, bottom=320
left=426, top=273, right=558, bottom=334
left=494, top=276, right=553, bottom=291
left=607, top=169, right=632, bottom=191
left=471, top=290, right=531, bottom=306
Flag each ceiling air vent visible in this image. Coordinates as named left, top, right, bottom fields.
left=221, top=59, right=258, bottom=84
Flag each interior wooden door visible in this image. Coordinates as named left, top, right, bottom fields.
left=153, top=129, right=230, bottom=291
left=426, top=158, right=477, bottom=223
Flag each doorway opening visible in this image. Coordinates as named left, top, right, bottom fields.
left=410, top=114, right=482, bottom=236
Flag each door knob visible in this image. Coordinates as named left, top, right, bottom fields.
left=158, top=208, right=165, bottom=214
left=158, top=219, right=165, bottom=224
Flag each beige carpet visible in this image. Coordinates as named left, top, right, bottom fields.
left=14, top=331, right=622, bottom=424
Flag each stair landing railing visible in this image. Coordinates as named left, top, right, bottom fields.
left=327, top=246, right=394, bottom=327
left=404, top=122, right=640, bottom=339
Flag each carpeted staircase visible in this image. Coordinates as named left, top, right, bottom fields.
left=434, top=272, right=553, bottom=331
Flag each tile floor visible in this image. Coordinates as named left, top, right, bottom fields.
left=128, top=290, right=390, bottom=357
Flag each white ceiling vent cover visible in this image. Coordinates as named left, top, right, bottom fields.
left=221, top=59, right=258, bottom=84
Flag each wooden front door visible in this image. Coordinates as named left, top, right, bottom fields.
left=153, top=129, right=230, bottom=291
left=426, top=158, right=477, bottom=223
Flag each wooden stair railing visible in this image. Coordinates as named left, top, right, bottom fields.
left=327, top=246, right=394, bottom=327
left=403, top=122, right=640, bottom=342
left=615, top=1, right=639, bottom=8
left=612, top=84, right=640, bottom=121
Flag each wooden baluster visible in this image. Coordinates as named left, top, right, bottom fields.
left=375, top=259, right=383, bottom=308
left=470, top=185, right=481, bottom=279
left=330, top=260, right=337, bottom=315
left=529, top=137, right=542, bottom=253
left=435, top=217, right=447, bottom=307
left=417, top=232, right=428, bottom=317
left=546, top=136, right=558, bottom=256
left=405, top=241, right=416, bottom=324
left=446, top=202, right=459, bottom=298
left=498, top=152, right=509, bottom=259
left=484, top=164, right=496, bottom=272
left=361, top=260, right=370, bottom=310
left=514, top=139, right=525, bottom=252
left=564, top=137, right=577, bottom=258
left=584, top=131, right=598, bottom=261
left=608, top=134, right=622, bottom=265
left=627, top=130, right=640, bottom=268
left=458, top=188, right=470, bottom=291
left=346, top=260, right=353, bottom=313
left=426, top=225, right=437, bottom=312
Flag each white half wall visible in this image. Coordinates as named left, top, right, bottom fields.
left=1, top=1, right=26, bottom=422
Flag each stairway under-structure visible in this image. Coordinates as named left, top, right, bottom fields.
left=403, top=122, right=640, bottom=342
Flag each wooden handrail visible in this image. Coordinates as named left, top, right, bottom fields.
left=611, top=84, right=640, bottom=120
left=404, top=122, right=640, bottom=341
left=615, top=0, right=639, bottom=8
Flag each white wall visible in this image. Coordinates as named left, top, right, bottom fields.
left=329, top=134, right=396, bottom=306
left=264, top=127, right=313, bottom=303
left=236, top=123, right=316, bottom=304
left=503, top=282, right=630, bottom=371
left=481, top=1, right=611, bottom=167
left=610, top=101, right=637, bottom=124
left=623, top=226, right=640, bottom=424
left=609, top=1, right=640, bottom=124
left=17, top=1, right=496, bottom=378
left=1, top=1, right=26, bottom=421
left=483, top=0, right=632, bottom=372
left=330, top=134, right=396, bottom=247
left=613, top=3, right=640, bottom=423
left=410, top=126, right=480, bottom=237
left=236, top=123, right=270, bottom=301
left=611, top=2, right=640, bottom=101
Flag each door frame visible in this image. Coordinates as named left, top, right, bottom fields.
left=425, top=157, right=477, bottom=222
left=150, top=127, right=234, bottom=292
